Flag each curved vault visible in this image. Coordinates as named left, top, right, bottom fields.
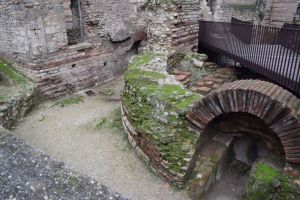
left=187, top=79, right=300, bottom=163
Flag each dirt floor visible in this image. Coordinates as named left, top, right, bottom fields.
left=13, top=76, right=190, bottom=200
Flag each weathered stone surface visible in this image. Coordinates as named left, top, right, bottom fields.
left=188, top=140, right=232, bottom=200
left=108, top=22, right=132, bottom=42
left=233, top=137, right=257, bottom=165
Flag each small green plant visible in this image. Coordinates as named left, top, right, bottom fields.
left=109, top=107, right=123, bottom=132
left=95, top=117, right=108, bottom=129
left=54, top=96, right=84, bottom=107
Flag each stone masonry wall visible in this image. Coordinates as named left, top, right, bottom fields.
left=173, top=0, right=202, bottom=48
left=81, top=0, right=147, bottom=45
left=146, top=0, right=202, bottom=53
left=0, top=0, right=68, bottom=62
left=0, top=0, right=147, bottom=99
left=0, top=84, right=38, bottom=129
left=269, top=0, right=300, bottom=27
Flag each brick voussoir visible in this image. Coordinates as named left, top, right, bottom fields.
left=189, top=79, right=300, bottom=164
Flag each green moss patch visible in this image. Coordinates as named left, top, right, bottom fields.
left=128, top=53, right=156, bottom=70
left=109, top=108, right=123, bottom=132
left=296, top=103, right=300, bottom=112
left=95, top=117, right=108, bottom=130
left=54, top=96, right=84, bottom=107
left=244, top=163, right=300, bottom=200
left=94, top=108, right=123, bottom=132
left=0, top=62, right=27, bottom=85
left=0, top=95, right=6, bottom=102
left=123, top=53, right=202, bottom=174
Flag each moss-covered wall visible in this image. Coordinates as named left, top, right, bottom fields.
left=122, top=53, right=202, bottom=183
left=0, top=61, right=38, bottom=129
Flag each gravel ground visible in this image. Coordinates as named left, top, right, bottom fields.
left=0, top=127, right=128, bottom=200
left=13, top=76, right=190, bottom=200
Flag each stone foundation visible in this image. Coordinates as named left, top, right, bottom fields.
left=0, top=85, right=38, bottom=129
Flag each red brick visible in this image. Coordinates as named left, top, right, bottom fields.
left=204, top=80, right=214, bottom=86
left=203, top=76, right=224, bottom=84
left=196, top=86, right=211, bottom=93
left=175, top=74, right=190, bottom=81
left=173, top=69, right=192, bottom=76
left=197, top=81, right=206, bottom=87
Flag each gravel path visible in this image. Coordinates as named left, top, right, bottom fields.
left=0, top=127, right=127, bottom=200
left=13, top=76, right=190, bottom=200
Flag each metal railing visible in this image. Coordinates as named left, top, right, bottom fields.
left=198, top=21, right=300, bottom=96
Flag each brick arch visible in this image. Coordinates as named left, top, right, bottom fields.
left=187, top=80, right=300, bottom=163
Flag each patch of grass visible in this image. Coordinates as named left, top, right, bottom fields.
left=244, top=163, right=300, bottom=200
left=128, top=53, right=156, bottom=69
left=296, top=103, right=300, bottom=111
left=109, top=107, right=123, bottom=132
left=99, top=88, right=114, bottom=96
left=0, top=62, right=27, bottom=85
left=95, top=117, right=108, bottom=129
left=0, top=95, right=6, bottom=102
left=54, top=96, right=84, bottom=107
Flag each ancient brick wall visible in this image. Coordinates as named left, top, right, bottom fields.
left=146, top=0, right=202, bottom=53
left=172, top=0, right=202, bottom=48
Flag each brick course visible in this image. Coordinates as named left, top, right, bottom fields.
left=187, top=80, right=300, bottom=163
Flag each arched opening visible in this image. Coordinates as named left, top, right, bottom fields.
left=196, top=112, right=286, bottom=199
left=187, top=80, right=300, bottom=199
left=205, top=112, right=285, bottom=166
